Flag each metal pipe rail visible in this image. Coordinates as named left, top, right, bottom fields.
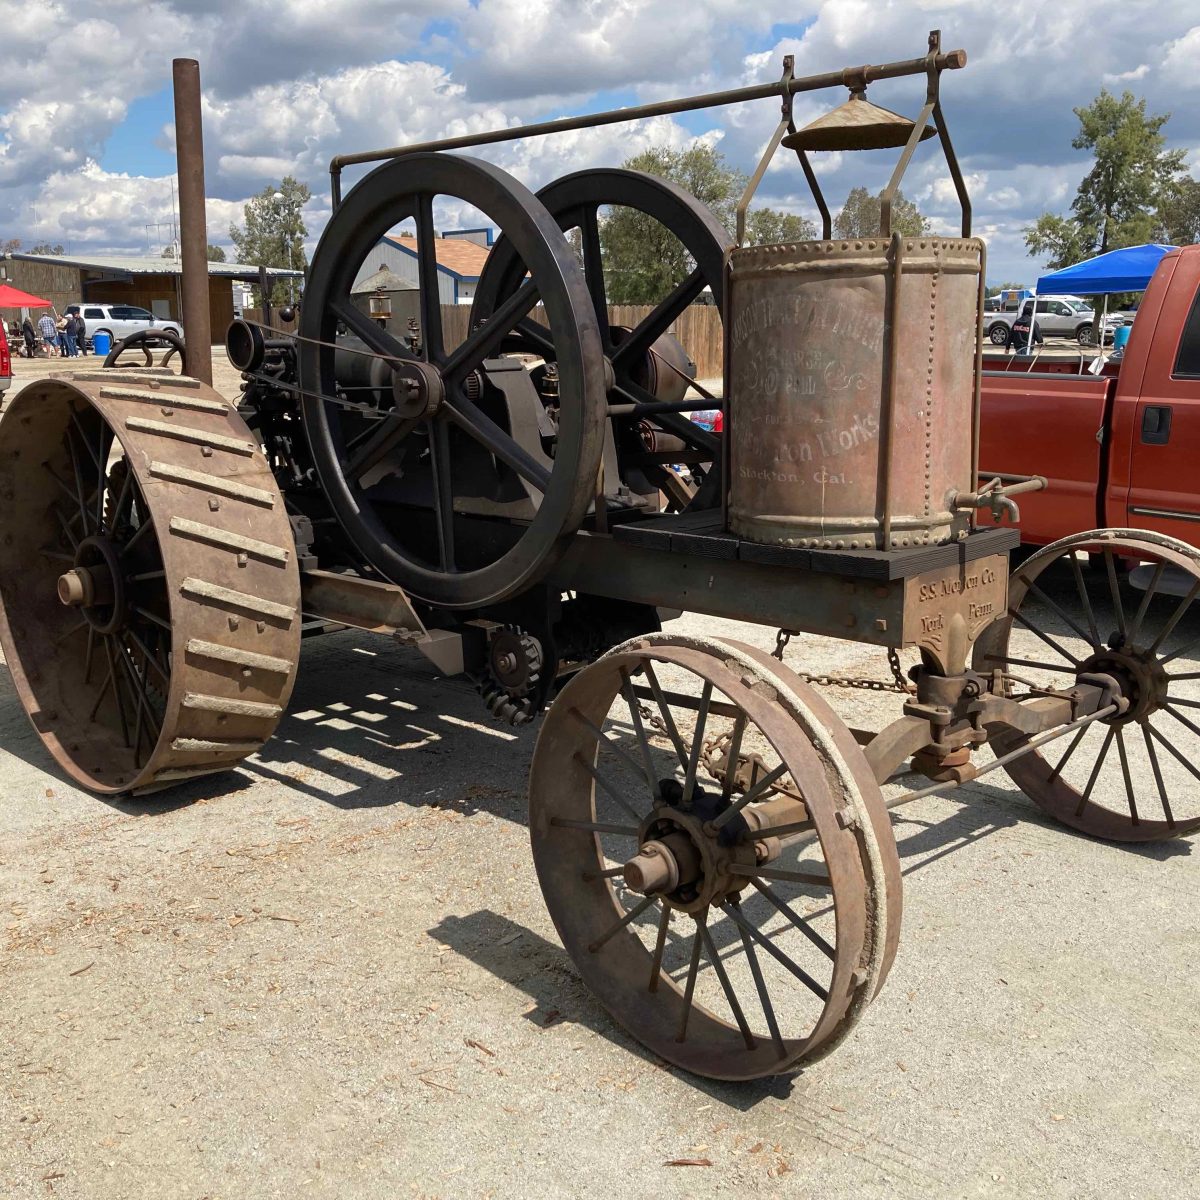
left=328, top=38, right=966, bottom=207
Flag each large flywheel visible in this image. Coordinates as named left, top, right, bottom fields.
left=0, top=369, right=301, bottom=794
left=472, top=168, right=729, bottom=508
left=298, top=153, right=608, bottom=610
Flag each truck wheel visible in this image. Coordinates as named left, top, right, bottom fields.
left=988, top=324, right=1010, bottom=346
left=1076, top=324, right=1096, bottom=347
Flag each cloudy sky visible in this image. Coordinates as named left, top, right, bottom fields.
left=2, top=0, right=1198, bottom=286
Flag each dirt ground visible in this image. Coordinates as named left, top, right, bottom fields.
left=1, top=353, right=1198, bottom=1199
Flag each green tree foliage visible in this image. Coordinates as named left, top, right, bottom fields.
left=599, top=145, right=815, bottom=304
left=207, top=244, right=227, bottom=262
left=986, top=280, right=1029, bottom=297
left=229, top=176, right=310, bottom=304
left=833, top=186, right=929, bottom=238
left=1025, top=90, right=1186, bottom=268
left=1156, top=176, right=1200, bottom=246
left=29, top=242, right=65, bottom=255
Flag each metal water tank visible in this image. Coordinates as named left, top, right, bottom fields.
left=726, top=235, right=983, bottom=550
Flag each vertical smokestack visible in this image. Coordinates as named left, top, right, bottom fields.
left=172, top=58, right=213, bottom=385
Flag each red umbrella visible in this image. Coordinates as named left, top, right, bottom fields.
left=0, top=283, right=52, bottom=307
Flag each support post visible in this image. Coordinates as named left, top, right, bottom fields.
left=172, top=58, right=213, bottom=385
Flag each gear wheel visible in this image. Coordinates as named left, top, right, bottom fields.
left=477, top=625, right=544, bottom=726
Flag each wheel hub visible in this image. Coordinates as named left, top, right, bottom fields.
left=624, top=797, right=755, bottom=913
left=58, top=535, right=127, bottom=636
left=1081, top=640, right=1168, bottom=726
left=392, top=359, right=444, bottom=420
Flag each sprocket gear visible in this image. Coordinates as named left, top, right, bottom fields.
left=476, top=625, right=544, bottom=726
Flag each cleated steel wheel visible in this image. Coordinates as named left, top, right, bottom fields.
left=0, top=371, right=301, bottom=794
left=974, top=529, right=1200, bottom=841
left=530, top=633, right=901, bottom=1080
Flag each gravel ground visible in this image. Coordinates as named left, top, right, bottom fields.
left=1, top=354, right=1198, bottom=1199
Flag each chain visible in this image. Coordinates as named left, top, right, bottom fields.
left=770, top=628, right=917, bottom=694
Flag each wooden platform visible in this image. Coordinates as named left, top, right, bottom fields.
left=610, top=511, right=1019, bottom=581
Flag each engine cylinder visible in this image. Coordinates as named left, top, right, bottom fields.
left=726, top=236, right=983, bottom=550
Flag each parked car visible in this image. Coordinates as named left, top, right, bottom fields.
left=978, top=244, right=1200, bottom=548
left=63, top=303, right=183, bottom=348
left=983, top=295, right=1107, bottom=347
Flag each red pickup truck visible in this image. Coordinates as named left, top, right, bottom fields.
left=978, top=244, right=1200, bottom=546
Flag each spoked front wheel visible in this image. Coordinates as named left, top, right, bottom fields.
left=975, top=529, right=1200, bottom=841
left=530, top=633, right=901, bottom=1079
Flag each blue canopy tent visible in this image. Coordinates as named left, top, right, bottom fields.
left=1035, top=243, right=1175, bottom=295
left=1016, top=243, right=1176, bottom=358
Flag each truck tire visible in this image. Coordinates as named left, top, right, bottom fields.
left=988, top=323, right=1010, bottom=346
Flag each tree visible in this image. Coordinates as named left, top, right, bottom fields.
left=206, top=244, right=227, bottom=262
left=1156, top=176, right=1200, bottom=246
left=30, top=242, right=65, bottom=255
left=1, top=238, right=20, bottom=254
left=986, top=280, right=1029, bottom=297
left=229, top=176, right=310, bottom=304
left=599, top=145, right=815, bottom=304
left=833, top=186, right=929, bottom=238
left=1025, top=90, right=1186, bottom=267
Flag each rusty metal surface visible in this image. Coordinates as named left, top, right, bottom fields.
left=300, top=568, right=427, bottom=640
left=726, top=236, right=982, bottom=551
left=0, top=370, right=300, bottom=794
left=902, top=552, right=1007, bottom=672
left=529, top=632, right=900, bottom=1079
left=171, top=59, right=213, bottom=386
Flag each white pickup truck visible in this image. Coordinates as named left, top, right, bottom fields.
left=982, top=295, right=1103, bottom=346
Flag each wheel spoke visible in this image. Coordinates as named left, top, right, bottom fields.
left=727, top=903, right=785, bottom=1058
left=415, top=194, right=445, bottom=363
left=1025, top=579, right=1101, bottom=648
left=512, top=318, right=556, bottom=359
left=588, top=894, right=655, bottom=953
left=642, top=662, right=689, bottom=772
left=551, top=817, right=640, bottom=837
left=722, top=899, right=828, bottom=1001
left=65, top=428, right=94, bottom=533
left=1146, top=719, right=1200, bottom=788
left=569, top=707, right=658, bottom=805
left=426, top=419, right=456, bottom=572
left=442, top=282, right=541, bottom=384
left=573, top=751, right=643, bottom=823
left=620, top=671, right=660, bottom=799
left=95, top=425, right=114, bottom=529
left=1148, top=579, right=1200, bottom=655
left=609, top=378, right=720, bottom=456
left=577, top=206, right=610, bottom=348
left=1074, top=726, right=1115, bottom=817
left=101, top=637, right=132, bottom=748
left=648, top=903, right=671, bottom=993
left=1128, top=561, right=1165, bottom=646
left=441, top=396, right=552, bottom=492
left=1069, top=553, right=1102, bottom=647
left=1009, top=609, right=1082, bottom=667
left=611, top=268, right=705, bottom=375
left=108, top=460, right=134, bottom=534
left=983, top=653, right=1077, bottom=676
left=120, top=518, right=155, bottom=559
left=710, top=762, right=789, bottom=830
left=748, top=876, right=836, bottom=960
left=1141, top=721, right=1175, bottom=826
left=720, top=715, right=748, bottom=805
left=1114, top=727, right=1139, bottom=825
left=1103, top=551, right=1127, bottom=640
left=676, top=910, right=706, bottom=1043
left=345, top=413, right=414, bottom=482
left=682, top=681, right=713, bottom=803
left=1048, top=722, right=1089, bottom=782
left=53, top=504, right=80, bottom=550
left=330, top=299, right=417, bottom=363
left=731, top=862, right=829, bottom=887
left=699, top=923, right=756, bottom=1049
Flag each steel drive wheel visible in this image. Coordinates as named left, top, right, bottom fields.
left=472, top=168, right=728, bottom=498
left=0, top=370, right=301, bottom=794
left=530, top=633, right=901, bottom=1079
left=974, top=529, right=1200, bottom=841
left=299, top=153, right=607, bottom=611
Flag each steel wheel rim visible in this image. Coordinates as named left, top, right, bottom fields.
left=298, top=153, right=607, bottom=610
left=530, top=634, right=899, bottom=1079
left=975, top=529, right=1200, bottom=840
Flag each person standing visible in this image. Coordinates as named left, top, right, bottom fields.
left=62, top=310, right=78, bottom=358
left=21, top=316, right=36, bottom=358
left=37, top=310, right=57, bottom=356
left=75, top=310, right=87, bottom=356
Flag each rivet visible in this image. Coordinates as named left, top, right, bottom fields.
left=256, top=621, right=265, bottom=633
left=209, top=498, right=220, bottom=511
left=228, top=616, right=239, bottom=631
left=201, top=446, right=213, bottom=458
left=161, top=407, right=174, bottom=417
left=237, top=552, right=248, bottom=567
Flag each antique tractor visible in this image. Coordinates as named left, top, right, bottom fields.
left=2, top=32, right=1198, bottom=1081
